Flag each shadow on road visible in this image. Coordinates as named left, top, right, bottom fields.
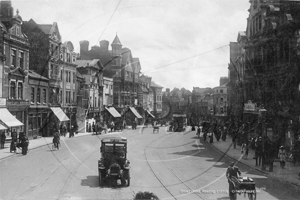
left=81, top=176, right=99, bottom=188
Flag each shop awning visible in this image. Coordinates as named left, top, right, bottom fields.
left=146, top=110, right=155, bottom=118
left=105, top=107, right=121, bottom=118
left=0, top=108, right=24, bottom=127
left=0, top=124, right=7, bottom=130
left=129, top=107, right=142, bottom=119
left=50, top=107, right=70, bottom=122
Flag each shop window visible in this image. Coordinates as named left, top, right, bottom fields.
left=10, top=81, right=16, bottom=99
left=17, top=82, right=23, bottom=99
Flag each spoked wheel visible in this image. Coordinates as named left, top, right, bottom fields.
left=98, top=170, right=103, bottom=186
left=248, top=192, right=256, bottom=200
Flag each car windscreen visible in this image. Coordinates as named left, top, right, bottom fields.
left=104, top=143, right=114, bottom=153
left=115, top=144, right=125, bottom=153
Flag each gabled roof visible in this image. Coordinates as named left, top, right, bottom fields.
left=28, top=70, right=49, bottom=81
left=150, top=81, right=163, bottom=88
left=75, top=59, right=103, bottom=69
left=112, top=34, right=122, bottom=45
left=38, top=24, right=52, bottom=34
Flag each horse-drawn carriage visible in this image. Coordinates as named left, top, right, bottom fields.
left=98, top=136, right=130, bottom=187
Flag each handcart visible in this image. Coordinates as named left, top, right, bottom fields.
left=230, top=176, right=256, bottom=200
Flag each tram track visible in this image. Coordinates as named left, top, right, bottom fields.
left=143, top=132, right=178, bottom=200
left=155, top=139, right=206, bottom=200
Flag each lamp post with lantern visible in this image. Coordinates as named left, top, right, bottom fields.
left=259, top=108, right=267, bottom=170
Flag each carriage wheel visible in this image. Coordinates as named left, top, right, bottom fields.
left=248, top=191, right=256, bottom=200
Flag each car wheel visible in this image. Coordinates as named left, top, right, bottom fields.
left=99, top=170, right=103, bottom=186
left=127, top=171, right=130, bottom=186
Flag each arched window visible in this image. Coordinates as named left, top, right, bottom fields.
left=10, top=81, right=16, bottom=99
left=18, top=82, right=23, bottom=99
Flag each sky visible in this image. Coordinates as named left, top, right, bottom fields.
left=12, top=0, right=250, bottom=91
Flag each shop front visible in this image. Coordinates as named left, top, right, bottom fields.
left=103, top=107, right=122, bottom=130
left=49, top=107, right=70, bottom=136
left=28, top=108, right=49, bottom=138
left=124, top=107, right=142, bottom=126
left=0, top=107, right=25, bottom=138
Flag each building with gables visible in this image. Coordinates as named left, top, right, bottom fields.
left=76, top=59, right=104, bottom=132
left=0, top=1, right=30, bottom=138
left=228, top=0, right=300, bottom=147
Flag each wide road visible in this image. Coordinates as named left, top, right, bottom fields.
left=1, top=126, right=300, bottom=200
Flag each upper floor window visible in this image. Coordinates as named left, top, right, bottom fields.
left=11, top=49, right=16, bottom=67
left=31, top=87, right=35, bottom=103
left=17, top=82, right=23, bottom=99
left=19, top=52, right=24, bottom=69
left=73, top=72, right=76, bottom=83
left=43, top=89, right=47, bottom=103
left=37, top=88, right=41, bottom=103
left=67, top=53, right=71, bottom=62
left=220, top=89, right=223, bottom=93
left=10, top=81, right=16, bottom=99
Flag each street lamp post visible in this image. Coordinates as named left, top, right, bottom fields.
left=259, top=108, right=267, bottom=170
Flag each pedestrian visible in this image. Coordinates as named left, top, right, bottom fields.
left=209, top=132, right=213, bottom=143
left=0, top=132, right=6, bottom=149
left=63, top=125, right=67, bottom=137
left=10, top=131, right=17, bottom=153
left=226, top=162, right=241, bottom=200
left=59, top=124, right=63, bottom=137
left=110, top=121, right=115, bottom=132
left=232, top=134, right=237, bottom=149
left=255, top=137, right=262, bottom=166
left=278, top=146, right=286, bottom=169
left=69, top=126, right=74, bottom=138
left=21, top=134, right=29, bottom=155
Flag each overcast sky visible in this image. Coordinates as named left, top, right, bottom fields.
left=13, top=0, right=250, bottom=91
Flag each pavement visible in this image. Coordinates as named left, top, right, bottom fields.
left=0, top=128, right=127, bottom=160
left=208, top=134, right=300, bottom=188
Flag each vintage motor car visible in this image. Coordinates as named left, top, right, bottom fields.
left=98, top=136, right=130, bottom=187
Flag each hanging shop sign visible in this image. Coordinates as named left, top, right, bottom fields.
left=244, top=100, right=258, bottom=113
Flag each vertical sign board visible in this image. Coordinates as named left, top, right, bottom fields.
left=0, top=98, right=6, bottom=107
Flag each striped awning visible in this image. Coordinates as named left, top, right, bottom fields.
left=105, top=107, right=121, bottom=118
left=50, top=107, right=70, bottom=122
left=146, top=110, right=155, bottom=118
left=129, top=107, right=142, bottom=119
left=0, top=108, right=24, bottom=127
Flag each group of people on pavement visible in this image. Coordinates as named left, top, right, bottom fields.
left=9, top=132, right=29, bottom=155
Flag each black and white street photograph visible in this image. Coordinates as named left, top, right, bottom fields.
left=1, top=0, right=300, bottom=199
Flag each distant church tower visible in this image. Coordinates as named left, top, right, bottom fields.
left=111, top=34, right=122, bottom=67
